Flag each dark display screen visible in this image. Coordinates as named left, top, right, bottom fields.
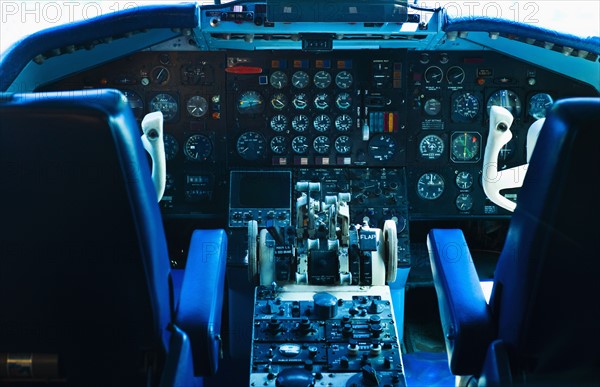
left=230, top=171, right=291, bottom=209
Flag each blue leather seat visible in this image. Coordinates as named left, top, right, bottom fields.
left=427, top=98, right=600, bottom=385
left=0, top=90, right=227, bottom=386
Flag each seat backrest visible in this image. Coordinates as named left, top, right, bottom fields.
left=490, top=98, right=600, bottom=382
left=0, top=90, right=172, bottom=385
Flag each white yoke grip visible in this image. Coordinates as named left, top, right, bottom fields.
left=141, top=111, right=166, bottom=202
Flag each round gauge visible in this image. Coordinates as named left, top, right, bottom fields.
left=451, top=132, right=481, bottom=162
left=163, top=134, right=179, bottom=161
left=236, top=131, right=267, bottom=161
left=528, top=93, right=554, bottom=119
left=456, top=193, right=474, bottom=211
left=291, top=136, right=309, bottom=154
left=487, top=89, right=522, bottom=116
left=184, top=134, right=212, bottom=161
left=313, top=71, right=332, bottom=89
left=270, top=114, right=288, bottom=132
left=335, top=114, right=353, bottom=131
left=269, top=71, right=288, bottom=89
left=121, top=90, right=144, bottom=118
left=270, top=93, right=288, bottom=110
left=335, top=135, right=352, bottom=154
left=314, top=93, right=331, bottom=110
left=186, top=95, right=208, bottom=118
left=452, top=92, right=480, bottom=122
left=368, top=134, right=397, bottom=161
left=446, top=66, right=465, bottom=84
left=335, top=93, right=353, bottom=110
left=424, top=66, right=443, bottom=83
left=313, top=114, right=331, bottom=132
left=335, top=71, right=353, bottom=89
left=292, top=71, right=310, bottom=89
left=417, top=172, right=445, bottom=200
left=499, top=139, right=515, bottom=161
left=149, top=93, right=178, bottom=121
left=455, top=171, right=474, bottom=190
left=424, top=98, right=442, bottom=116
left=292, top=115, right=309, bottom=132
left=292, top=93, right=308, bottom=110
left=419, top=134, right=444, bottom=160
left=313, top=136, right=331, bottom=154
left=151, top=66, right=170, bottom=85
left=237, top=91, right=264, bottom=115
left=270, top=136, right=288, bottom=155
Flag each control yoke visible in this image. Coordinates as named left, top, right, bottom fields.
left=141, top=111, right=166, bottom=202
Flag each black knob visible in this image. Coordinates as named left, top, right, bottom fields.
left=313, top=292, right=338, bottom=319
left=340, top=356, right=349, bottom=369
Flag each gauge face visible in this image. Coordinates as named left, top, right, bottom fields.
left=291, top=136, right=309, bottom=154
left=424, top=66, right=443, bottom=83
left=151, top=66, right=170, bottom=85
left=487, top=89, right=522, bottom=116
left=237, top=131, right=266, bottom=161
left=313, top=135, right=331, bottom=154
left=417, top=172, right=445, bottom=200
left=292, top=71, right=310, bottom=89
left=269, top=71, right=288, bottom=89
left=292, top=93, right=308, bottom=110
left=149, top=93, right=178, bottom=121
left=368, top=135, right=397, bottom=161
left=270, top=93, right=288, bottom=110
left=451, top=132, right=481, bottom=162
left=419, top=134, right=444, bottom=160
left=164, top=134, right=179, bottom=161
left=313, top=71, right=332, bottom=89
left=270, top=136, right=288, bottom=155
left=237, top=91, right=264, bottom=115
left=292, top=115, right=309, bottom=132
left=335, top=93, right=353, bottom=110
left=335, top=135, right=352, bottom=154
left=456, top=193, right=474, bottom=211
left=184, top=134, right=212, bottom=161
left=122, top=90, right=144, bottom=118
left=446, top=66, right=465, bottom=84
left=528, top=93, right=554, bottom=119
left=335, top=114, right=353, bottom=131
left=314, top=93, right=330, bottom=110
left=424, top=98, right=442, bottom=116
left=452, top=92, right=480, bottom=122
left=313, top=114, right=331, bottom=132
left=335, top=71, right=353, bottom=89
left=270, top=114, right=288, bottom=132
left=186, top=95, right=208, bottom=118
left=456, top=171, right=474, bottom=190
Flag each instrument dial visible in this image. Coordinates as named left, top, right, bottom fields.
left=313, top=71, right=332, bottom=89
left=335, top=71, right=353, bottom=89
left=292, top=115, right=309, bottom=132
left=270, top=93, right=288, bottom=110
left=270, top=114, right=288, bottom=132
left=455, top=171, right=474, bottom=190
left=164, top=134, right=179, bottom=161
left=292, top=71, right=310, bottom=89
left=446, top=66, right=465, bottom=84
left=452, top=92, right=480, bottom=122
left=419, top=134, right=444, bottom=160
left=335, top=93, right=353, bottom=110
left=291, top=136, right=309, bottom=154
left=528, top=93, right=553, bottom=119
left=424, top=66, right=443, bottom=83
left=335, top=114, right=353, bottom=131
left=237, top=91, right=264, bottom=115
left=451, top=132, right=481, bottom=162
left=184, top=134, right=212, bottom=161
left=186, top=95, right=208, bottom=118
left=417, top=172, right=445, bottom=200
left=313, top=114, right=331, bottom=132
left=335, top=135, right=352, bottom=154
left=270, top=136, right=288, bottom=155
left=313, top=136, right=331, bottom=154
left=121, top=90, right=144, bottom=119
left=368, top=135, right=397, bottom=161
left=269, top=71, right=288, bottom=89
left=314, top=93, right=330, bottom=110
left=149, top=93, right=178, bottom=122
left=151, top=66, right=170, bottom=85
left=424, top=98, right=442, bottom=116
left=456, top=193, right=474, bottom=211
left=292, top=93, right=308, bottom=110
left=236, top=131, right=267, bottom=161
left=487, top=89, right=522, bottom=116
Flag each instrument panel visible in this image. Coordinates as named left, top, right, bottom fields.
left=40, top=49, right=597, bottom=219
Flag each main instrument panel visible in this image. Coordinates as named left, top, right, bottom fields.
left=41, top=49, right=597, bottom=220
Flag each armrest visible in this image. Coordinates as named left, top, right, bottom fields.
left=175, top=229, right=228, bottom=376
left=427, top=229, right=493, bottom=375
left=159, top=325, right=202, bottom=387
